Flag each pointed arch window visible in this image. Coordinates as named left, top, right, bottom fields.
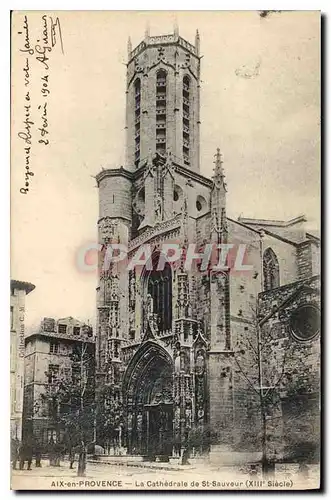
left=263, top=248, right=280, bottom=291
left=143, top=255, right=172, bottom=334
left=182, top=75, right=190, bottom=166
left=134, top=78, right=141, bottom=168
left=156, top=70, right=167, bottom=156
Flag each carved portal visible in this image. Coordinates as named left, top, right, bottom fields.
left=123, top=343, right=174, bottom=459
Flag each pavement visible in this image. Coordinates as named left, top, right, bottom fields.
left=11, top=458, right=320, bottom=491
left=11, top=459, right=199, bottom=490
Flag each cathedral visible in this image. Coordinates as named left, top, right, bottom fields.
left=95, top=28, right=320, bottom=463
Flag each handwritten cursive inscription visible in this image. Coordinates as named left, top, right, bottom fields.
left=18, top=15, right=34, bottom=55
left=50, top=16, right=64, bottom=54
left=22, top=58, right=30, bottom=86
left=16, top=13, right=64, bottom=194
left=35, top=44, right=52, bottom=71
left=17, top=93, right=35, bottom=194
left=17, top=96, right=34, bottom=145
left=38, top=101, right=49, bottom=145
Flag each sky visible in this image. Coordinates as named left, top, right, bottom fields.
left=11, top=10, right=320, bottom=330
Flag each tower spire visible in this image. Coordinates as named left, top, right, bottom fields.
left=174, top=20, right=179, bottom=37
left=211, top=148, right=227, bottom=239
left=127, top=36, right=132, bottom=58
left=195, top=29, right=200, bottom=55
left=212, top=148, right=226, bottom=188
left=144, top=21, right=150, bottom=40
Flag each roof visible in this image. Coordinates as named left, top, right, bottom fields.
left=237, top=215, right=320, bottom=246
left=129, top=33, right=199, bottom=62
left=25, top=330, right=95, bottom=345
left=25, top=316, right=95, bottom=344
left=237, top=215, right=307, bottom=228
left=96, top=156, right=213, bottom=190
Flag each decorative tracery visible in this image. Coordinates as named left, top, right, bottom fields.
left=145, top=262, right=172, bottom=333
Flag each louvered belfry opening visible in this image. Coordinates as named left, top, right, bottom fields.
left=156, top=69, right=167, bottom=156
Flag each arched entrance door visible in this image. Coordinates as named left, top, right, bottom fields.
left=123, top=342, right=174, bottom=460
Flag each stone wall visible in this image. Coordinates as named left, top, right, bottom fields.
left=258, top=276, right=320, bottom=461
left=296, top=241, right=313, bottom=280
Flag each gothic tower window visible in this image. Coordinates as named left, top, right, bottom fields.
left=134, top=78, right=141, bottom=168
left=143, top=258, right=172, bottom=333
left=156, top=70, right=167, bottom=156
left=182, top=75, right=190, bottom=166
left=263, top=248, right=280, bottom=291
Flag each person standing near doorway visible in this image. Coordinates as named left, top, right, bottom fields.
left=34, top=440, right=42, bottom=467
left=11, top=437, right=20, bottom=470
left=19, top=437, right=33, bottom=470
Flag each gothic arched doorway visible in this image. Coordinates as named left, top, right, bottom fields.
left=123, top=342, right=174, bottom=460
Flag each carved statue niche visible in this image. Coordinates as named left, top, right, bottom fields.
left=194, top=349, right=206, bottom=424
left=154, top=191, right=163, bottom=222
left=195, top=350, right=205, bottom=376
left=180, top=349, right=190, bottom=374
left=185, top=406, right=192, bottom=430
left=174, top=406, right=181, bottom=429
left=132, top=186, right=145, bottom=222
left=174, top=342, right=181, bottom=373
left=129, top=270, right=136, bottom=308
left=128, top=270, right=136, bottom=335
left=216, top=271, right=228, bottom=292
left=142, top=293, right=159, bottom=338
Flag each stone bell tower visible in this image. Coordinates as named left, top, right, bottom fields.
left=95, top=25, right=230, bottom=459
left=125, top=27, right=201, bottom=172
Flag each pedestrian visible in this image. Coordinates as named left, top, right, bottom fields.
left=180, top=429, right=190, bottom=465
left=25, top=437, right=33, bottom=470
left=19, top=438, right=33, bottom=470
left=77, top=440, right=87, bottom=477
left=34, top=441, right=42, bottom=467
left=11, top=437, right=20, bottom=470
left=19, top=440, right=25, bottom=470
left=69, top=444, right=76, bottom=469
left=54, top=440, right=63, bottom=466
left=48, top=436, right=56, bottom=466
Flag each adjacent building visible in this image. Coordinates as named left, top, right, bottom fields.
left=10, top=279, right=35, bottom=440
left=93, top=28, right=320, bottom=462
left=23, top=316, right=95, bottom=448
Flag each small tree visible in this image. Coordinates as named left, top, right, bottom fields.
left=95, top=382, right=124, bottom=455
left=233, top=303, right=297, bottom=476
left=281, top=358, right=320, bottom=465
left=36, top=370, right=68, bottom=466
left=38, top=341, right=95, bottom=475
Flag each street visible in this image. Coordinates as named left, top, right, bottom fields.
left=11, top=459, right=320, bottom=491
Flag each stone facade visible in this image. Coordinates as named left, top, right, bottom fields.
left=23, top=317, right=95, bottom=449
left=258, top=276, right=320, bottom=462
left=10, top=280, right=35, bottom=440
left=95, top=29, right=320, bottom=462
